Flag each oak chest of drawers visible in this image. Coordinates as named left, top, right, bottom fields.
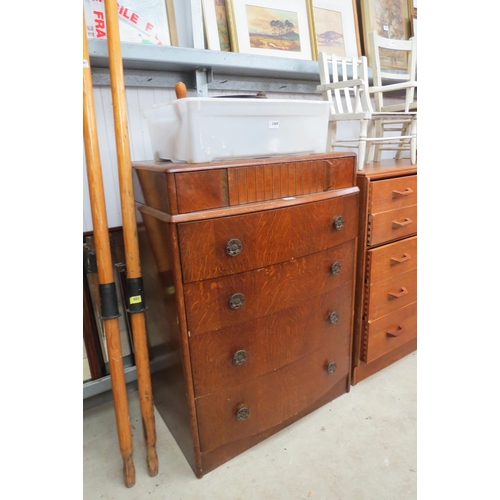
left=351, top=160, right=417, bottom=385
left=132, top=153, right=359, bottom=477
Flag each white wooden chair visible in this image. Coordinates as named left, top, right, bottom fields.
left=368, top=30, right=417, bottom=162
left=317, top=52, right=417, bottom=170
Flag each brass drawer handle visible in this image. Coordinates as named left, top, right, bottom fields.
left=328, top=311, right=339, bottom=324
left=326, top=361, right=337, bottom=374
left=229, top=293, right=245, bottom=309
left=392, top=218, right=412, bottom=229
left=330, top=262, right=341, bottom=275
left=392, top=188, right=413, bottom=197
left=386, top=325, right=406, bottom=337
left=226, top=238, right=242, bottom=257
left=333, top=216, right=344, bottom=230
left=390, top=253, right=411, bottom=264
left=236, top=407, right=250, bottom=421
left=233, top=350, right=247, bottom=365
left=388, top=287, right=408, bottom=299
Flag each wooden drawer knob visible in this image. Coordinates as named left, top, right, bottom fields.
left=229, top=293, right=245, bottom=309
left=328, top=311, right=339, bottom=324
left=390, top=253, right=411, bottom=265
left=392, top=188, right=413, bottom=197
left=326, top=361, right=337, bottom=374
left=330, top=262, right=341, bottom=275
left=386, top=325, right=406, bottom=337
left=388, top=287, right=408, bottom=299
left=333, top=216, right=345, bottom=230
left=233, top=350, right=248, bottom=365
left=226, top=238, right=242, bottom=257
left=392, top=218, right=412, bottom=229
left=236, top=407, right=250, bottom=421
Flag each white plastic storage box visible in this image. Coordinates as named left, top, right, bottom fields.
left=142, top=97, right=330, bottom=163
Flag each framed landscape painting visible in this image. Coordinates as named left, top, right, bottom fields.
left=202, top=0, right=231, bottom=51
left=310, top=0, right=361, bottom=60
left=226, top=0, right=314, bottom=60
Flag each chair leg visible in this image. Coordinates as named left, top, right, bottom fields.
left=366, top=120, right=376, bottom=165
left=395, top=122, right=408, bottom=160
left=358, top=119, right=369, bottom=170
left=373, top=120, right=383, bottom=162
left=326, top=121, right=337, bottom=152
left=410, top=118, right=417, bottom=164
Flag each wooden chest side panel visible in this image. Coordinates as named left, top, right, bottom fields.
left=366, top=236, right=417, bottom=285
left=178, top=192, right=359, bottom=283
left=190, top=282, right=353, bottom=396
left=365, top=268, right=417, bottom=321
left=184, top=240, right=356, bottom=335
left=369, top=175, right=417, bottom=214
left=368, top=205, right=417, bottom=246
left=195, top=343, right=350, bottom=453
left=227, top=156, right=355, bottom=205
left=175, top=169, right=229, bottom=213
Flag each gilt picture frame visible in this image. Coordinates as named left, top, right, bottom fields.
left=359, top=0, right=411, bottom=69
left=226, top=0, right=314, bottom=60
left=309, top=0, right=361, bottom=60
left=201, top=0, right=231, bottom=51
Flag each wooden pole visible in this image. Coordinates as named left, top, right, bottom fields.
left=102, top=0, right=158, bottom=477
left=83, top=15, right=136, bottom=488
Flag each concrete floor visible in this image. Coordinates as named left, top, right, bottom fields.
left=83, top=351, right=416, bottom=500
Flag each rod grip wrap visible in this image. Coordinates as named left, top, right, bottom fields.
left=127, top=277, right=147, bottom=313
left=99, top=282, right=121, bottom=319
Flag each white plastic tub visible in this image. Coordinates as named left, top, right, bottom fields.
left=142, top=97, right=330, bottom=163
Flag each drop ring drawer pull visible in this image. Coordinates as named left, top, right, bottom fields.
left=390, top=253, right=411, bottom=264
left=392, top=188, right=413, bottom=197
left=326, top=361, right=337, bottom=374
left=331, top=262, right=341, bottom=275
left=333, top=216, right=344, bottom=230
left=236, top=407, right=250, bottom=421
left=226, top=238, right=242, bottom=257
left=328, top=311, right=339, bottom=324
left=388, top=287, right=408, bottom=299
left=386, top=325, right=406, bottom=337
left=233, top=350, right=248, bottom=365
left=392, top=218, right=412, bottom=229
left=229, top=293, right=245, bottom=309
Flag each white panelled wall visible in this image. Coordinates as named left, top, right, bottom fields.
left=83, top=86, right=406, bottom=232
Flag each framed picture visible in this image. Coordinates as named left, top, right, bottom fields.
left=226, top=0, right=314, bottom=60
left=201, top=0, right=231, bottom=51
left=84, top=0, right=177, bottom=46
left=359, top=0, right=412, bottom=69
left=309, top=0, right=361, bottom=60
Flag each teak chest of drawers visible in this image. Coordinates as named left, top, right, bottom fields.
left=351, top=160, right=417, bottom=385
left=132, top=153, right=359, bottom=477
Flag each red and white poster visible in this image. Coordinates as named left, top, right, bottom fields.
left=84, top=0, right=171, bottom=45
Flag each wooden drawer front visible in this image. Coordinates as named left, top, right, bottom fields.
left=195, top=344, right=349, bottom=453
left=365, top=268, right=417, bottom=321
left=369, top=175, right=417, bottom=214
left=368, top=205, right=416, bottom=246
left=367, top=236, right=417, bottom=285
left=362, top=301, right=417, bottom=363
left=190, top=284, right=353, bottom=397
left=184, top=240, right=356, bottom=336
left=178, top=192, right=359, bottom=283
left=227, top=156, right=355, bottom=205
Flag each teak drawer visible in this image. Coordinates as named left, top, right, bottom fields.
left=195, top=344, right=349, bottom=453
left=178, top=192, right=358, bottom=283
left=189, top=283, right=353, bottom=396
left=184, top=240, right=356, bottom=335
left=365, top=268, right=417, bottom=321
left=366, top=236, right=417, bottom=285
left=369, top=175, right=417, bottom=214
left=368, top=204, right=417, bottom=246
left=362, top=301, right=417, bottom=363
